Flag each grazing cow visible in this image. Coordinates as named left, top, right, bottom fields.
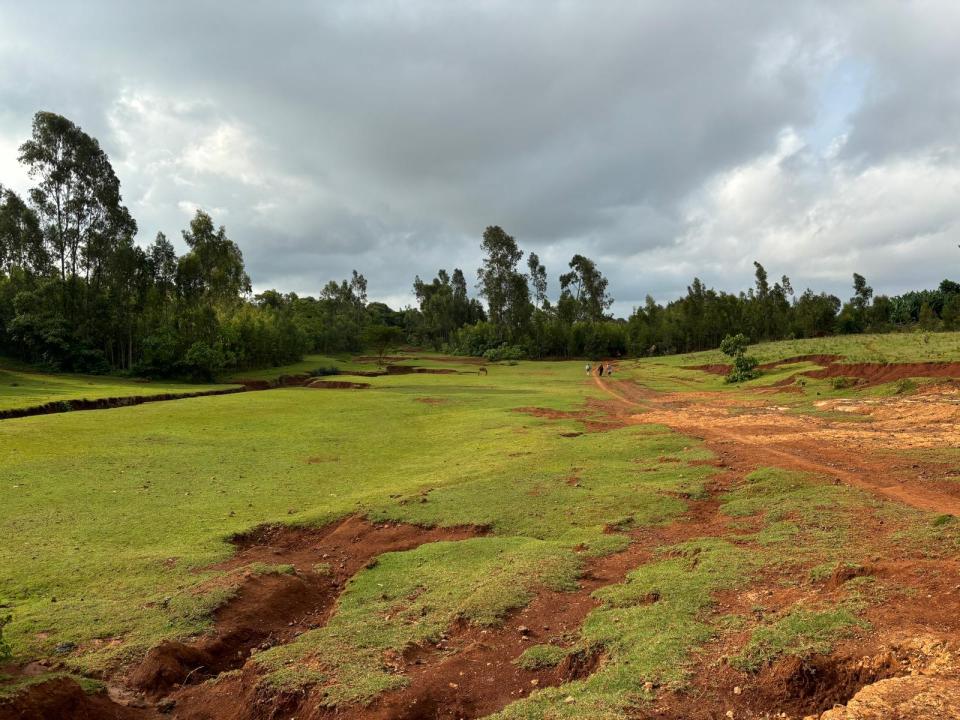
left=478, top=366, right=488, bottom=376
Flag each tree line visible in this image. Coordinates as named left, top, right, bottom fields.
left=2, top=111, right=958, bottom=379
left=0, top=112, right=401, bottom=378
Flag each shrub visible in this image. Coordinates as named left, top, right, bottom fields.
left=720, top=333, right=760, bottom=383
left=183, top=340, right=232, bottom=381
left=830, top=376, right=859, bottom=390
left=482, top=344, right=527, bottom=362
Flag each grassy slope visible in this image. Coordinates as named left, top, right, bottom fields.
left=1, top=359, right=709, bottom=675
left=648, top=331, right=960, bottom=367
left=625, top=331, right=960, bottom=401
left=0, top=362, right=234, bottom=412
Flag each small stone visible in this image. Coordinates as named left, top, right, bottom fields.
left=563, top=696, right=576, bottom=704
left=726, top=711, right=734, bottom=718
left=733, top=686, right=742, bottom=695
left=530, top=679, right=539, bottom=686
left=157, top=698, right=176, bottom=714
left=448, top=682, right=458, bottom=689
left=518, top=625, right=530, bottom=636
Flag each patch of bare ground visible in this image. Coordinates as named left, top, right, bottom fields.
left=688, top=355, right=960, bottom=388
left=624, top=536, right=960, bottom=718
left=129, top=517, right=484, bottom=697
left=0, top=676, right=153, bottom=720
left=593, top=374, right=960, bottom=516
left=278, top=484, right=733, bottom=720
left=638, top=634, right=960, bottom=720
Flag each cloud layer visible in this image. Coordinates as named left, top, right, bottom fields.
left=1, top=1, right=958, bottom=314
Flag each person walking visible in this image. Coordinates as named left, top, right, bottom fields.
left=585, top=363, right=592, bottom=376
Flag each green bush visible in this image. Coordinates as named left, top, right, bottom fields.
left=720, top=333, right=760, bottom=383
left=830, top=376, right=859, bottom=390
left=482, top=344, right=527, bottom=362
left=183, top=340, right=232, bottom=381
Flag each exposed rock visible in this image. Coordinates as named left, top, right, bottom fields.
left=816, top=675, right=960, bottom=719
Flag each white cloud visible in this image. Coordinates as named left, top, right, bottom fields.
left=672, top=129, right=960, bottom=295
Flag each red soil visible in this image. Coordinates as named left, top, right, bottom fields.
left=0, top=677, right=152, bottom=720
left=173, top=492, right=732, bottom=720
left=688, top=354, right=960, bottom=388
left=804, top=360, right=960, bottom=385
left=129, top=517, right=484, bottom=697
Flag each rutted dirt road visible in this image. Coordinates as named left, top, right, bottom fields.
left=593, top=371, right=960, bottom=516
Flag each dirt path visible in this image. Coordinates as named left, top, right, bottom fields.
left=593, top=374, right=960, bottom=516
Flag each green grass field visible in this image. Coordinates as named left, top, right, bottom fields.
left=2, top=341, right=958, bottom=718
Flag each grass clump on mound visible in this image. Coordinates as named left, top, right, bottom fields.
left=515, top=644, right=570, bottom=670
left=731, top=607, right=865, bottom=672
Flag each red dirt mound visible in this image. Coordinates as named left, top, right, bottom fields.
left=687, top=355, right=841, bottom=377
left=130, top=517, right=484, bottom=696
left=803, top=361, right=960, bottom=385
left=685, top=355, right=960, bottom=388
left=0, top=677, right=151, bottom=720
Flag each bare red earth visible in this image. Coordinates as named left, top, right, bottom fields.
left=131, top=517, right=484, bottom=696
left=688, top=354, right=960, bottom=387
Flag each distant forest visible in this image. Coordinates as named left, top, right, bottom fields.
left=2, top=111, right=958, bottom=378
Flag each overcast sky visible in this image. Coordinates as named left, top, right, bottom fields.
left=1, top=1, right=958, bottom=315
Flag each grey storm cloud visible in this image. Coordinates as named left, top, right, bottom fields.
left=1, top=1, right=959, bottom=315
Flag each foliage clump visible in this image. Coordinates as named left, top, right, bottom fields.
left=482, top=344, right=526, bottom=362
left=719, top=333, right=759, bottom=383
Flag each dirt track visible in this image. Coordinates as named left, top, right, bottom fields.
left=593, top=374, right=960, bottom=516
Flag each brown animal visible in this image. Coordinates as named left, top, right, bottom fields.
left=478, top=366, right=488, bottom=376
